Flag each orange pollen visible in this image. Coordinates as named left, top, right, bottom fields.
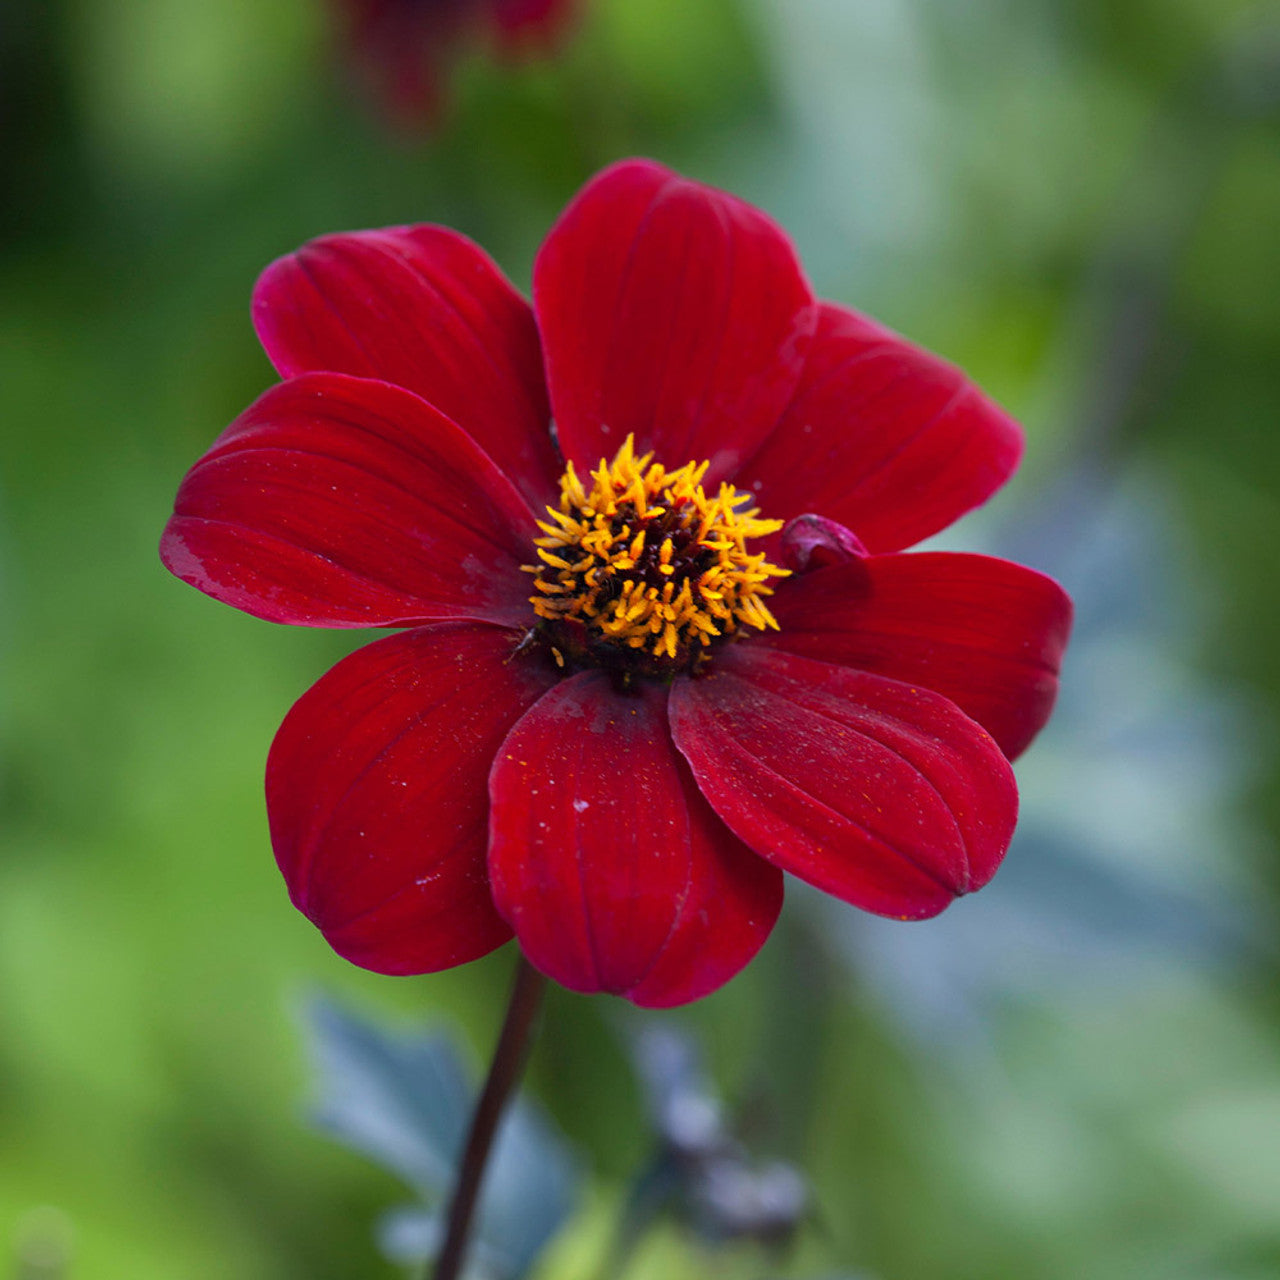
left=523, top=435, right=788, bottom=669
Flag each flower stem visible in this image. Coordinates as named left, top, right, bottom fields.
left=431, top=955, right=547, bottom=1280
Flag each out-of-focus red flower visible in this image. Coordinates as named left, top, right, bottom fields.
left=160, top=160, right=1072, bottom=1006
left=334, top=0, right=578, bottom=124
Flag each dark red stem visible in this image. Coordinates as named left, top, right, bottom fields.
left=431, top=955, right=547, bottom=1280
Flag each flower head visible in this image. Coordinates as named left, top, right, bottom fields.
left=333, top=0, right=578, bottom=125
left=528, top=436, right=789, bottom=674
left=160, top=159, right=1072, bottom=1006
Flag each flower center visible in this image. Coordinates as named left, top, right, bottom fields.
left=525, top=436, right=789, bottom=678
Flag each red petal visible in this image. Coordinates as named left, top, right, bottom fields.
left=764, top=552, right=1073, bottom=759
left=734, top=302, right=1024, bottom=552
left=779, top=513, right=868, bottom=572
left=161, top=372, right=538, bottom=628
left=253, top=225, right=559, bottom=507
left=488, top=674, right=783, bottom=1006
left=533, top=159, right=817, bottom=484
left=670, top=647, right=1018, bottom=921
left=267, top=623, right=558, bottom=975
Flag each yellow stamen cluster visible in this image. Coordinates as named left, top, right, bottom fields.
left=526, top=435, right=788, bottom=669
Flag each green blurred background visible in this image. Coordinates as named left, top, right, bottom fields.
left=3, top=0, right=1279, bottom=1276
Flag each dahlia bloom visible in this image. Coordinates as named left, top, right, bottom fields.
left=161, top=159, right=1071, bottom=1007
left=333, top=0, right=577, bottom=123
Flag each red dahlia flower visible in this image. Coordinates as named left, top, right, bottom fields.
left=334, top=0, right=577, bottom=123
left=161, top=159, right=1072, bottom=1007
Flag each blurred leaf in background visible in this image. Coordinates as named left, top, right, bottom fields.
left=305, top=996, right=580, bottom=1277
left=611, top=1023, right=808, bottom=1262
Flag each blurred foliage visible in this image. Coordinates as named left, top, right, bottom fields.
left=304, top=998, right=579, bottom=1276
left=1, top=0, right=1278, bottom=1277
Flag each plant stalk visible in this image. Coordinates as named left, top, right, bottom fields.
left=431, top=955, right=547, bottom=1280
